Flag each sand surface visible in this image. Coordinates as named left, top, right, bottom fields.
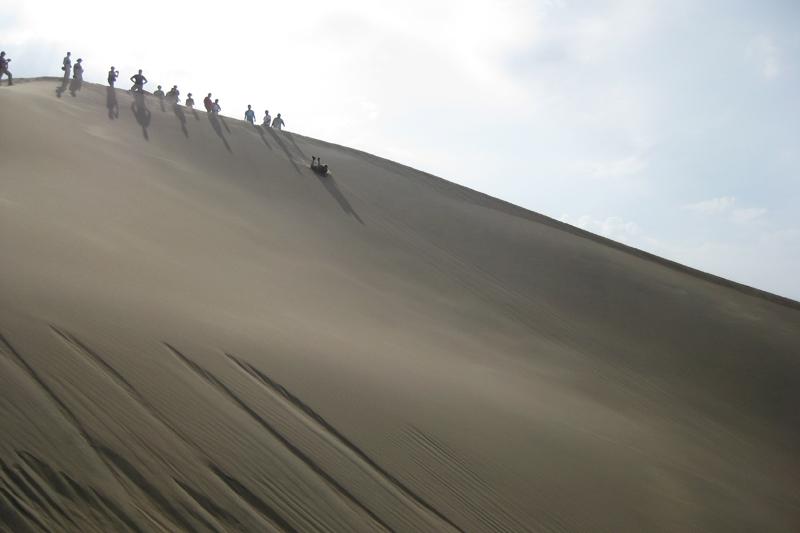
left=1, top=79, right=799, bottom=532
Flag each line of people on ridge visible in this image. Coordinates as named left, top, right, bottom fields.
left=57, top=52, right=289, bottom=131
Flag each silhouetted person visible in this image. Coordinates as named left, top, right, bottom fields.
left=130, top=70, right=147, bottom=93
left=69, top=58, right=84, bottom=96
left=166, top=85, right=180, bottom=105
left=0, top=52, right=12, bottom=86
left=272, top=113, right=285, bottom=130
left=262, top=110, right=272, bottom=127
left=61, top=52, right=72, bottom=82
left=203, top=93, right=213, bottom=112
left=107, top=66, right=119, bottom=87
left=185, top=93, right=195, bottom=109
left=244, top=105, right=256, bottom=124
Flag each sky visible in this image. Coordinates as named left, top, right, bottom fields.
left=2, top=0, right=799, bottom=300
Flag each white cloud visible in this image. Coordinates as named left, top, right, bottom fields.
left=732, top=207, right=767, bottom=224
left=683, top=196, right=737, bottom=214
left=746, top=34, right=782, bottom=80
left=683, top=197, right=767, bottom=225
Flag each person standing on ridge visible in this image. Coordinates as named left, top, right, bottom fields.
left=203, top=93, right=213, bottom=112
left=244, top=105, right=256, bottom=125
left=61, top=52, right=72, bottom=81
left=212, top=99, right=221, bottom=114
left=72, top=58, right=84, bottom=80
left=262, top=110, right=271, bottom=127
left=69, top=58, right=84, bottom=96
left=272, top=113, right=285, bottom=130
left=0, top=52, right=12, bottom=86
left=107, top=66, right=119, bottom=87
left=166, top=85, right=180, bottom=105
left=154, top=85, right=165, bottom=99
left=130, top=70, right=147, bottom=93
left=185, top=93, right=195, bottom=109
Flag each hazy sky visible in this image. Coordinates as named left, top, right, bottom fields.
left=2, top=0, right=798, bottom=300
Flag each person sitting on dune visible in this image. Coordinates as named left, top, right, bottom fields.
left=185, top=93, right=195, bottom=109
left=203, top=93, right=213, bottom=112
left=130, top=70, right=147, bottom=93
left=244, top=105, right=256, bottom=125
left=0, top=52, right=12, bottom=86
left=262, top=110, right=271, bottom=127
left=107, top=66, right=119, bottom=87
left=272, top=113, right=285, bottom=130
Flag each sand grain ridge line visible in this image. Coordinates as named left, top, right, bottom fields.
left=164, top=342, right=399, bottom=533
left=224, top=352, right=465, bottom=532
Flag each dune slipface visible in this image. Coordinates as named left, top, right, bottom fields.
left=1, top=79, right=799, bottom=532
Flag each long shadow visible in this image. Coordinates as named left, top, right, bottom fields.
left=157, top=98, right=165, bottom=113
left=130, top=93, right=151, bottom=140
left=254, top=126, right=273, bottom=150
left=105, top=86, right=119, bottom=119
left=285, top=132, right=308, bottom=159
left=314, top=172, right=364, bottom=224
left=69, top=76, right=83, bottom=97
left=173, top=104, right=188, bottom=137
left=191, top=108, right=199, bottom=121
left=208, top=113, right=232, bottom=152
left=266, top=128, right=302, bottom=174
left=55, top=78, right=68, bottom=98
left=219, top=116, right=231, bottom=133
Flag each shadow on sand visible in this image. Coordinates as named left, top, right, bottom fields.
left=314, top=172, right=364, bottom=225
left=69, top=76, right=83, bottom=97
left=106, top=86, right=119, bottom=119
left=130, top=92, right=151, bottom=140
left=55, top=78, right=68, bottom=98
left=254, top=126, right=273, bottom=151
left=173, top=104, right=189, bottom=137
left=208, top=113, right=232, bottom=152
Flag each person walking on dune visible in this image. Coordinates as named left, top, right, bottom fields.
left=61, top=52, right=72, bottom=82
left=244, top=105, right=256, bottom=125
left=130, top=70, right=147, bottom=93
left=0, top=52, right=12, bottom=86
left=272, top=113, right=285, bottom=130
left=262, top=110, right=272, bottom=127
left=203, top=93, right=213, bottom=112
left=107, top=66, right=119, bottom=87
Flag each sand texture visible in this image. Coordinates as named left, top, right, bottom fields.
left=1, top=79, right=799, bottom=532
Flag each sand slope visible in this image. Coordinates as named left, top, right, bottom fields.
left=1, top=79, right=799, bottom=532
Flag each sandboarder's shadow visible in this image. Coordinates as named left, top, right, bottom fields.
left=106, top=86, right=119, bottom=119
left=131, top=93, right=151, bottom=140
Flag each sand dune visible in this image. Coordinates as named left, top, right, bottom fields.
left=1, top=78, right=799, bottom=532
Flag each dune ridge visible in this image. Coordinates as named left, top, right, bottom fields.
left=1, top=78, right=799, bottom=532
